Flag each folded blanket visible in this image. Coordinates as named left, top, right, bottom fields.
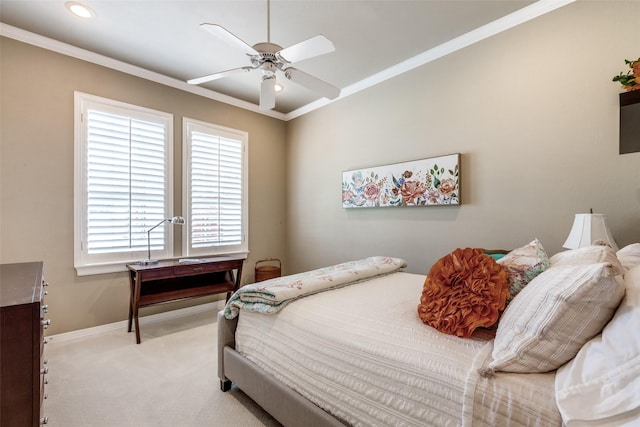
left=224, top=256, right=407, bottom=319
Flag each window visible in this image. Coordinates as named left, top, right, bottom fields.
left=183, top=118, right=248, bottom=257
left=74, top=92, right=173, bottom=275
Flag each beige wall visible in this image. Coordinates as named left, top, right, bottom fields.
left=286, top=1, right=640, bottom=275
left=2, top=1, right=640, bottom=334
left=0, top=38, right=287, bottom=334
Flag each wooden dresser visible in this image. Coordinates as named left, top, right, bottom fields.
left=0, top=262, right=50, bottom=426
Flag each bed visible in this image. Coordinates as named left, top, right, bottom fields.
left=218, top=245, right=640, bottom=426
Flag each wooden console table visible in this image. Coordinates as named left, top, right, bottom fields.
left=126, top=256, right=244, bottom=344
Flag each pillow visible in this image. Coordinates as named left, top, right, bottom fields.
left=482, top=249, right=509, bottom=261
left=550, top=244, right=624, bottom=275
left=485, top=262, right=625, bottom=374
left=617, top=243, right=640, bottom=271
left=497, top=238, right=549, bottom=299
left=417, top=248, right=509, bottom=338
left=555, top=264, right=640, bottom=424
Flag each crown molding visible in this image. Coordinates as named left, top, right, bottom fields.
left=285, top=0, right=575, bottom=120
left=2, top=0, right=574, bottom=122
left=0, top=22, right=287, bottom=121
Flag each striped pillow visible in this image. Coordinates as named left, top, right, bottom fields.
left=550, top=244, right=623, bottom=274
left=485, top=262, right=624, bottom=374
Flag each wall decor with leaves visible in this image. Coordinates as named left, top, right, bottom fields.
left=342, top=153, right=460, bottom=208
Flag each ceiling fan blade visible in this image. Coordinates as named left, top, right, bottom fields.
left=200, top=23, right=258, bottom=56
left=187, top=66, right=253, bottom=85
left=284, top=68, right=340, bottom=100
left=278, top=35, right=335, bottom=64
left=260, top=77, right=276, bottom=110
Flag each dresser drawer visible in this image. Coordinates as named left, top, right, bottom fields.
left=40, top=279, right=49, bottom=357
left=1, top=262, right=48, bottom=427
left=136, top=267, right=177, bottom=280
left=175, top=263, right=220, bottom=276
left=174, top=259, right=243, bottom=276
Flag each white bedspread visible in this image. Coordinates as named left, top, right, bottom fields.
left=235, top=272, right=561, bottom=426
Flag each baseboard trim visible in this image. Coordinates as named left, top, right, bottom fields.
left=48, top=300, right=225, bottom=343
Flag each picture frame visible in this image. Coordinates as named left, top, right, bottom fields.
left=342, top=153, right=460, bottom=208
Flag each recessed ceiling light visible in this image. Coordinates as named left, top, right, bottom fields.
left=65, top=2, right=95, bottom=18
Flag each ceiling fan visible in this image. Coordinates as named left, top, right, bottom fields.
left=187, top=0, right=341, bottom=110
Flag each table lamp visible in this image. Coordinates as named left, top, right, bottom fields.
left=140, top=216, right=185, bottom=265
left=562, top=212, right=618, bottom=251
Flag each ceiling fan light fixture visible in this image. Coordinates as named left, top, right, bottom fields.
left=189, top=0, right=339, bottom=110
left=260, top=76, right=277, bottom=110
left=65, top=2, right=95, bottom=18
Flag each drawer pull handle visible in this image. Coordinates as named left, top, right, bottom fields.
left=193, top=267, right=203, bottom=272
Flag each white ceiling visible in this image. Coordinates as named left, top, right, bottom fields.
left=0, top=1, right=572, bottom=119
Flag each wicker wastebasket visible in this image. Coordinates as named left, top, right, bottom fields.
left=255, top=258, right=281, bottom=282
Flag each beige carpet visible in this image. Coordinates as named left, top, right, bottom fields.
left=43, top=306, right=281, bottom=427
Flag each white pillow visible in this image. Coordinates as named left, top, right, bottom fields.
left=555, top=264, right=640, bottom=424
left=550, top=244, right=623, bottom=275
left=617, top=243, right=640, bottom=271
left=486, top=262, right=625, bottom=374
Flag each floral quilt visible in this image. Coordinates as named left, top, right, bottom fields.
left=224, top=256, right=406, bottom=319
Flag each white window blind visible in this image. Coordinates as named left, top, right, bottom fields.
left=183, top=119, right=247, bottom=256
left=75, top=92, right=173, bottom=275
left=86, top=110, right=166, bottom=253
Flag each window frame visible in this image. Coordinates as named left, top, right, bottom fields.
left=182, top=117, right=249, bottom=258
left=74, top=92, right=174, bottom=276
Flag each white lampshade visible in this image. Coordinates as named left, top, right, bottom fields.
left=563, top=213, right=618, bottom=251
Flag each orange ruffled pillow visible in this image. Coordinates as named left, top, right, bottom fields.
left=417, top=248, right=510, bottom=338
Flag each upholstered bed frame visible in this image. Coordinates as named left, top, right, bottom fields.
left=217, top=311, right=346, bottom=426
left=216, top=246, right=640, bottom=426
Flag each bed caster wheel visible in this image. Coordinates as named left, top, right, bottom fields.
left=221, top=380, right=232, bottom=392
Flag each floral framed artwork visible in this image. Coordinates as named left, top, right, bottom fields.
left=342, top=153, right=460, bottom=208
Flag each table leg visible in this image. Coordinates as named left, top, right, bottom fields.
left=134, top=311, right=141, bottom=344
left=226, top=264, right=243, bottom=302
left=226, top=270, right=234, bottom=302
left=133, top=273, right=142, bottom=344
left=127, top=271, right=134, bottom=333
